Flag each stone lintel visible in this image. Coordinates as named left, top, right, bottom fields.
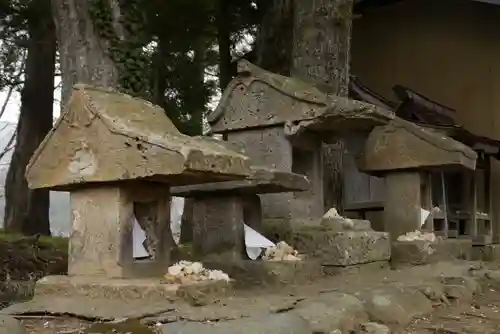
left=171, top=167, right=309, bottom=198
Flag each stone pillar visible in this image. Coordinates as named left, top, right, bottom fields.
left=68, top=186, right=133, bottom=277
left=192, top=196, right=245, bottom=260
left=69, top=184, right=174, bottom=278
left=384, top=172, right=422, bottom=241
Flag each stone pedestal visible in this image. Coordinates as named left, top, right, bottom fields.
left=384, top=172, right=421, bottom=241
left=391, top=239, right=472, bottom=267
left=293, top=226, right=391, bottom=266
left=69, top=184, right=173, bottom=278
left=173, top=166, right=310, bottom=260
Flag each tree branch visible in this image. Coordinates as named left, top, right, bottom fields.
left=0, top=49, right=26, bottom=119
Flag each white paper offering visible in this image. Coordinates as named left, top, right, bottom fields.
left=420, top=208, right=431, bottom=228
left=244, top=224, right=276, bottom=260
left=132, top=217, right=149, bottom=259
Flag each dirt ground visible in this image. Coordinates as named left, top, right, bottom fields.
left=16, top=292, right=500, bottom=334
left=10, top=261, right=500, bottom=334
left=1, top=235, right=500, bottom=334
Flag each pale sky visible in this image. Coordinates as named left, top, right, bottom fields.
left=0, top=77, right=62, bottom=124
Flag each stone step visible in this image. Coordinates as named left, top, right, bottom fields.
left=34, top=275, right=232, bottom=303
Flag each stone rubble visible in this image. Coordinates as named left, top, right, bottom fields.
left=262, top=241, right=302, bottom=261
left=164, top=261, right=231, bottom=284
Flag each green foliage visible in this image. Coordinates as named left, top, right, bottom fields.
left=88, top=0, right=150, bottom=97
left=1, top=0, right=263, bottom=135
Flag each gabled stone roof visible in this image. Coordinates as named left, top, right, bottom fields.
left=26, top=84, right=252, bottom=191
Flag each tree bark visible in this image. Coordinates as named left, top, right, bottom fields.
left=51, top=0, right=121, bottom=108
left=292, top=0, right=353, bottom=213
left=254, top=0, right=294, bottom=75
left=4, top=0, right=56, bottom=236
left=216, top=0, right=232, bottom=90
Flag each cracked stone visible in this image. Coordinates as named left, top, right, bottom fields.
left=160, top=313, right=313, bottom=334
left=293, top=292, right=368, bottom=333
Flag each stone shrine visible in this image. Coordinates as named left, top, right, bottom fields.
left=25, top=84, right=253, bottom=279
left=209, top=60, right=477, bottom=242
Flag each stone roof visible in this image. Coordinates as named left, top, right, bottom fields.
left=26, top=85, right=252, bottom=191
left=210, top=61, right=477, bottom=172
left=209, top=60, right=396, bottom=134
left=360, top=119, right=477, bottom=173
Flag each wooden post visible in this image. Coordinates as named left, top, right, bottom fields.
left=440, top=172, right=449, bottom=237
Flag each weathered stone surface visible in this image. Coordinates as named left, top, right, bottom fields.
left=391, top=239, right=472, bottom=267
left=202, top=260, right=324, bottom=287
left=484, top=270, right=500, bottom=288
left=160, top=313, right=313, bottom=334
left=68, top=184, right=174, bottom=278
left=83, top=319, right=155, bottom=334
left=26, top=84, right=252, bottom=191
left=441, top=276, right=480, bottom=301
left=209, top=60, right=397, bottom=136
left=171, top=166, right=310, bottom=197
left=293, top=292, right=368, bottom=333
left=191, top=196, right=245, bottom=260
left=356, top=286, right=433, bottom=326
left=471, top=244, right=500, bottom=262
left=383, top=172, right=422, bottom=240
left=225, top=127, right=324, bottom=221
left=1, top=296, right=175, bottom=321
left=174, top=167, right=310, bottom=260
left=321, top=217, right=372, bottom=232
left=360, top=120, right=476, bottom=173
left=0, top=315, right=26, bottom=334
left=32, top=275, right=231, bottom=301
left=359, top=322, right=391, bottom=334
left=293, top=227, right=391, bottom=266
left=413, top=282, right=450, bottom=306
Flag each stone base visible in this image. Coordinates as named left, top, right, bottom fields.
left=293, top=227, right=391, bottom=266
left=201, top=259, right=326, bottom=287
left=471, top=244, right=500, bottom=262
left=391, top=239, right=472, bottom=267
left=34, top=275, right=232, bottom=301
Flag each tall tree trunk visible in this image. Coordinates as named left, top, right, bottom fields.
left=51, top=0, right=122, bottom=107
left=216, top=0, right=232, bottom=90
left=292, top=0, right=353, bottom=213
left=4, top=0, right=56, bottom=236
left=254, top=0, right=294, bottom=75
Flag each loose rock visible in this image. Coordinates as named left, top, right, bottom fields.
left=160, top=313, right=313, bottom=334
left=357, top=286, right=432, bottom=326
left=359, top=322, right=391, bottom=334
left=0, top=315, right=26, bottom=334
left=293, top=292, right=368, bottom=333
